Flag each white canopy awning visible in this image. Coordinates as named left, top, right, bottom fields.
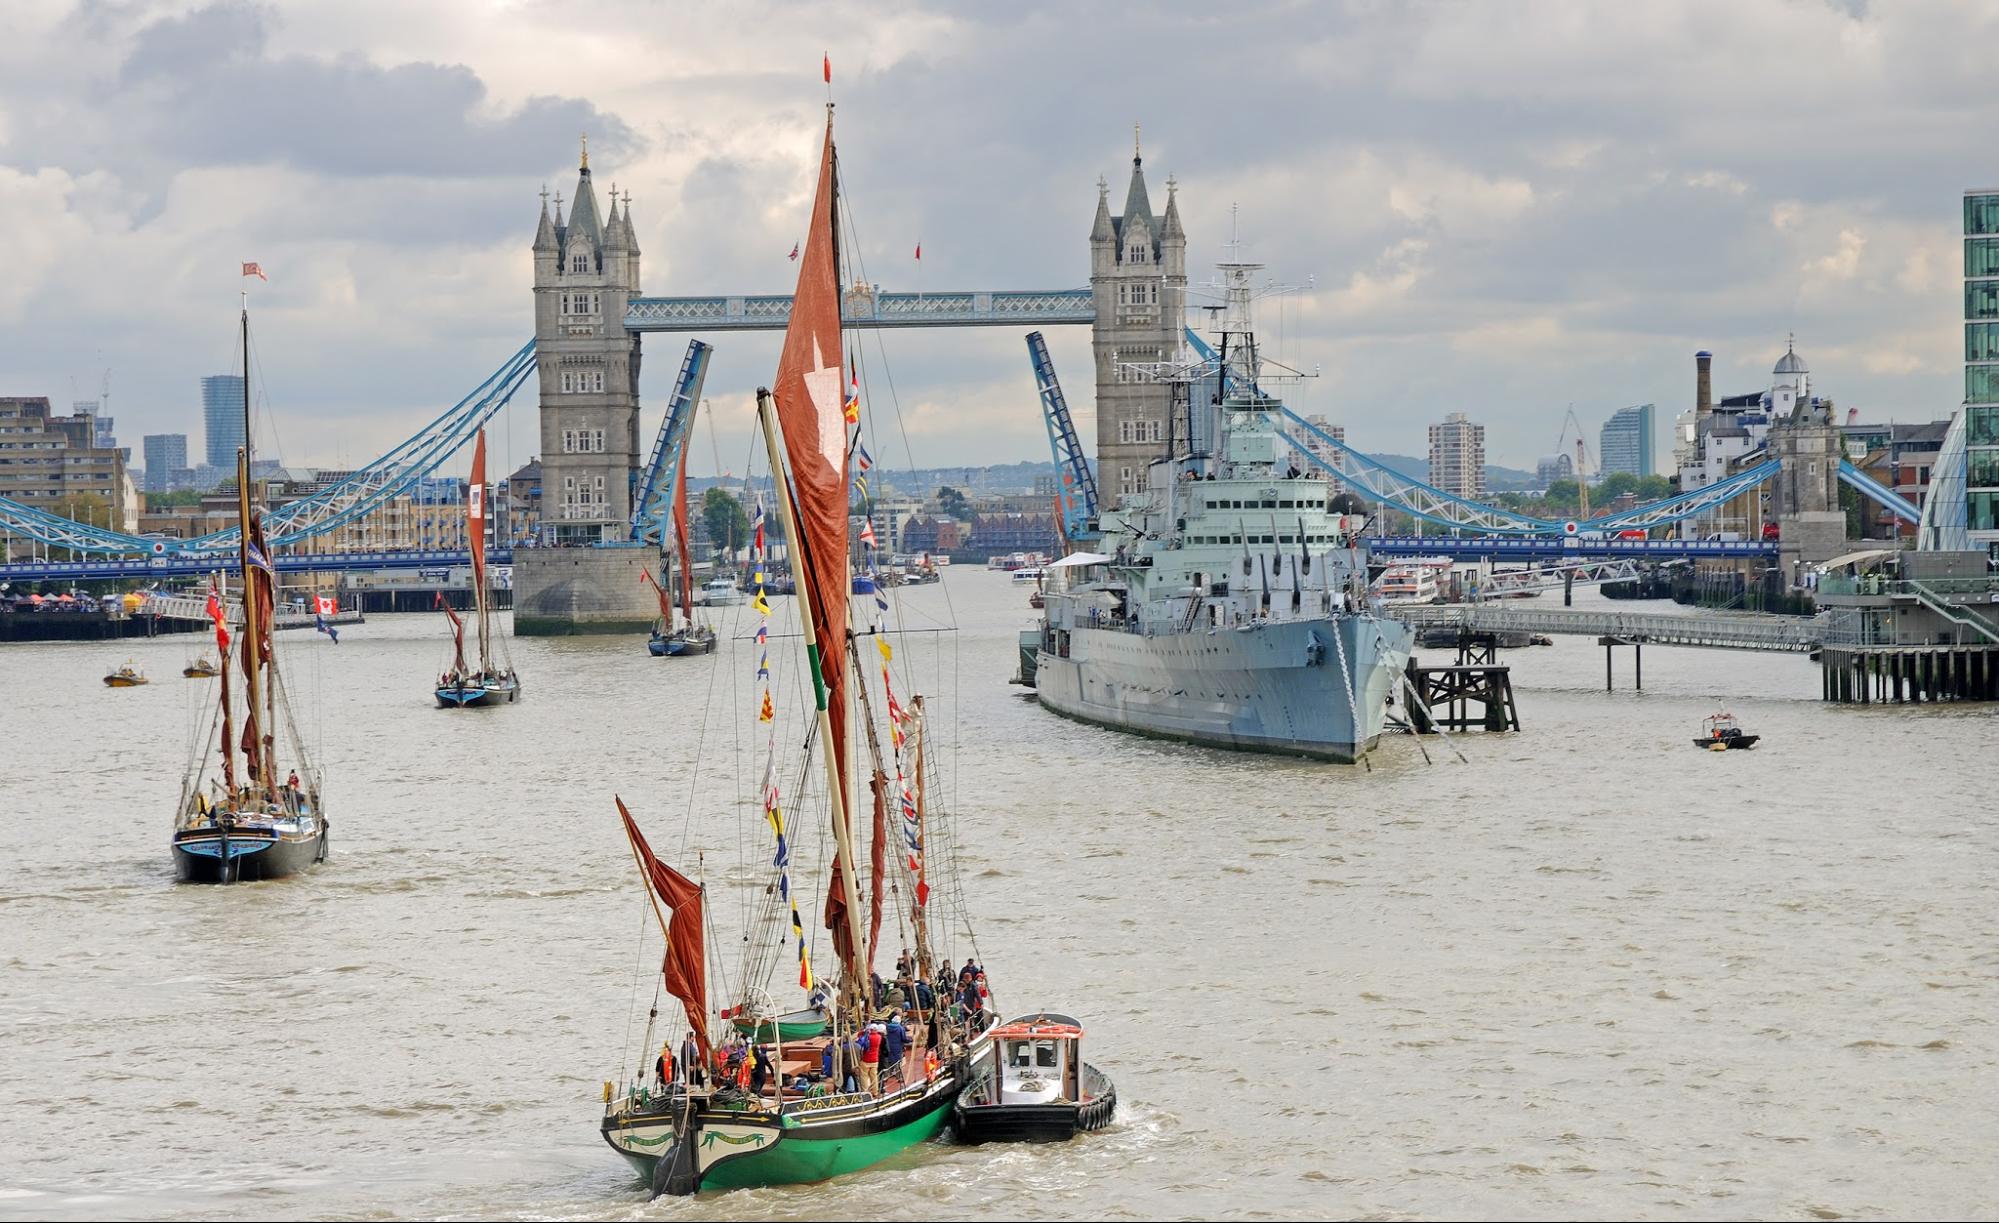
left=1044, top=551, right=1113, bottom=570
left=1815, top=548, right=1898, bottom=572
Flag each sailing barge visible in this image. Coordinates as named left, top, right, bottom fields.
left=170, top=299, right=327, bottom=883
left=434, top=429, right=520, bottom=707
left=599, top=105, right=995, bottom=1196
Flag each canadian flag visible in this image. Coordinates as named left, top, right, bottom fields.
left=314, top=595, right=336, bottom=616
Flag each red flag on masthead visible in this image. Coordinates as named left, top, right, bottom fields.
left=822, top=54, right=831, bottom=84
left=241, top=262, right=267, bottom=281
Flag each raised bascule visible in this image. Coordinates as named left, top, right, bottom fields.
left=0, top=136, right=1943, bottom=630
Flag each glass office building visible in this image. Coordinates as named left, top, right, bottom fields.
left=202, top=374, right=246, bottom=469
left=1598, top=403, right=1657, bottom=478
left=1968, top=191, right=1999, bottom=541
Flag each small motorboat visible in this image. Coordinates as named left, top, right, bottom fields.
left=183, top=655, right=221, bottom=679
left=701, top=577, right=742, bottom=607
left=726, top=1002, right=829, bottom=1042
left=953, top=1012, right=1115, bottom=1143
left=1694, top=711, right=1759, bottom=751
left=104, top=661, right=149, bottom=687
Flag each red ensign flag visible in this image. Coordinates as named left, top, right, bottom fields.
left=242, top=262, right=267, bottom=281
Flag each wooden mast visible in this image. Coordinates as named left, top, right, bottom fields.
left=754, top=391, right=869, bottom=990
left=235, top=300, right=265, bottom=797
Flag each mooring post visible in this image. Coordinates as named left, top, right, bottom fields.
left=1604, top=641, right=1613, bottom=691
left=1634, top=641, right=1642, bottom=690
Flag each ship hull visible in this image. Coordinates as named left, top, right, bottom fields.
left=1035, top=615, right=1413, bottom=763
left=603, top=1070, right=961, bottom=1196
left=435, top=679, right=521, bottom=707
left=172, top=827, right=326, bottom=883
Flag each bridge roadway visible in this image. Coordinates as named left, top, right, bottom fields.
left=1390, top=603, right=1823, bottom=653
left=0, top=547, right=512, bottom=583
left=1, top=534, right=1771, bottom=583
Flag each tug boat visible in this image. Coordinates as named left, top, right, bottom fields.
left=1694, top=711, right=1759, bottom=750
left=103, top=660, right=149, bottom=687
left=953, top=1012, right=1116, bottom=1143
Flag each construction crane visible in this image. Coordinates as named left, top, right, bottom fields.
left=1026, top=331, right=1099, bottom=540
left=1554, top=406, right=1593, bottom=521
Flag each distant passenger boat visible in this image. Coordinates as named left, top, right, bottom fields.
left=701, top=577, right=743, bottom=606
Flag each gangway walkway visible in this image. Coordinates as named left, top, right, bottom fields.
left=1390, top=603, right=1824, bottom=653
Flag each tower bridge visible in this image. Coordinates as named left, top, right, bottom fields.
left=0, top=135, right=1948, bottom=634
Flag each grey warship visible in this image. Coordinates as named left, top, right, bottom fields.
left=1032, top=261, right=1413, bottom=763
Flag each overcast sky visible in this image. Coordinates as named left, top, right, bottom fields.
left=0, top=0, right=1990, bottom=478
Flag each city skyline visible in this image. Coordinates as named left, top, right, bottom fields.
left=0, top=2, right=1991, bottom=479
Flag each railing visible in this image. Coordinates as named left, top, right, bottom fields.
left=1391, top=603, right=1824, bottom=652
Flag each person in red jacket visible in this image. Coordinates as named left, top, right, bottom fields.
left=857, top=1023, right=884, bottom=1096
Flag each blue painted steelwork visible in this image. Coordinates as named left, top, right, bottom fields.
left=624, top=289, right=1095, bottom=333
left=0, top=547, right=511, bottom=583
left=1581, top=459, right=1782, bottom=531
left=1025, top=331, right=1099, bottom=540
left=1836, top=459, right=1922, bottom=524
left=0, top=342, right=537, bottom=556
left=1368, top=535, right=1777, bottom=560
left=629, top=340, right=713, bottom=545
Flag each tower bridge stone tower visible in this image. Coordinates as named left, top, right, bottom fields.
left=531, top=139, right=644, bottom=544
left=1090, top=135, right=1187, bottom=500
left=513, top=140, right=657, bottom=635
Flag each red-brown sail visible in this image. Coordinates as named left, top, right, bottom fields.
left=616, top=797, right=710, bottom=1064
left=436, top=592, right=467, bottom=675
left=640, top=569, right=674, bottom=621
left=773, top=114, right=857, bottom=968
left=867, top=769, right=887, bottom=972
left=671, top=453, right=695, bottom=625
left=468, top=430, right=487, bottom=588
left=467, top=430, right=491, bottom=671
left=239, top=511, right=277, bottom=796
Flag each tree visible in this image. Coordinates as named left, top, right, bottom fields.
left=935, top=485, right=970, bottom=518
left=701, top=487, right=749, bottom=557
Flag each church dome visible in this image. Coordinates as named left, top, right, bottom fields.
left=1773, top=342, right=1807, bottom=376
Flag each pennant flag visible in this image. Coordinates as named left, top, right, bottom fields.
left=823, top=53, right=831, bottom=84
left=245, top=539, right=274, bottom=574
left=843, top=369, right=861, bottom=425
left=876, top=636, right=892, bottom=662
left=788, top=242, right=800, bottom=262
left=914, top=241, right=921, bottom=261
left=242, top=261, right=267, bottom=281
left=860, top=520, right=877, bottom=550
left=753, top=586, right=771, bottom=616
left=759, top=690, right=774, bottom=723
left=204, top=587, right=231, bottom=653
left=314, top=595, right=336, bottom=617
left=854, top=440, right=873, bottom=473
